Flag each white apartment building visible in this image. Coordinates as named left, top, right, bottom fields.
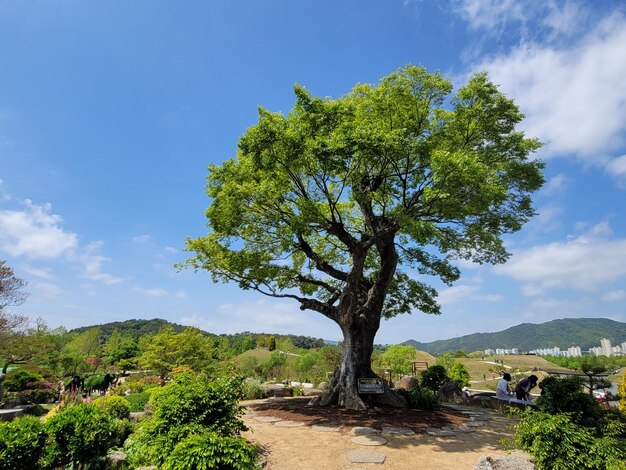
left=600, top=338, right=612, bottom=356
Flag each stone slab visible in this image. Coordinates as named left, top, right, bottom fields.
left=469, top=415, right=492, bottom=421
left=254, top=416, right=282, bottom=423
left=312, top=424, right=341, bottom=432
left=381, top=426, right=416, bottom=436
left=273, top=420, right=305, bottom=428
left=351, top=426, right=378, bottom=435
left=427, top=430, right=457, bottom=437
left=465, top=421, right=487, bottom=427
left=351, top=435, right=388, bottom=446
left=346, top=449, right=386, bottom=464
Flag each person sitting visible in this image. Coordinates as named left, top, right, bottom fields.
left=496, top=372, right=513, bottom=399
left=515, top=374, right=538, bottom=401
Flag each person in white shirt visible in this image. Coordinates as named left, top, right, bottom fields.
left=496, top=372, right=513, bottom=399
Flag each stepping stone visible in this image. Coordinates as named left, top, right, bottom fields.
left=465, top=421, right=486, bottom=427
left=470, top=415, right=492, bottom=421
left=427, top=429, right=457, bottom=437
left=254, top=416, right=282, bottom=423
left=312, top=424, right=341, bottom=432
left=351, top=426, right=378, bottom=435
left=274, top=420, right=305, bottom=428
left=454, top=426, right=476, bottom=433
left=351, top=435, right=388, bottom=446
left=382, top=426, right=416, bottom=436
left=346, top=449, right=386, bottom=464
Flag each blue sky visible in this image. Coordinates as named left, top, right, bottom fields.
left=1, top=0, right=625, bottom=344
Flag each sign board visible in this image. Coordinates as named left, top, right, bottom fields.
left=358, top=378, right=385, bottom=394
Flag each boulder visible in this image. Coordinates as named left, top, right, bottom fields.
left=264, top=385, right=293, bottom=397
left=437, top=381, right=469, bottom=404
left=317, top=381, right=329, bottom=391
left=107, top=451, right=127, bottom=469
left=394, top=375, right=420, bottom=391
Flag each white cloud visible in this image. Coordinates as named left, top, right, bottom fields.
left=132, top=287, right=187, bottom=298
left=438, top=284, right=503, bottom=305
left=606, top=154, right=626, bottom=186
left=454, top=0, right=526, bottom=33
left=526, top=204, right=562, bottom=234
left=164, top=246, right=178, bottom=253
left=0, top=200, right=78, bottom=259
left=476, top=12, right=626, bottom=162
left=132, top=235, right=151, bottom=243
left=21, top=264, right=54, bottom=280
left=75, top=241, right=128, bottom=285
left=602, top=290, right=625, bottom=302
left=495, top=222, right=626, bottom=292
left=542, top=173, right=570, bottom=196
left=33, top=282, right=63, bottom=298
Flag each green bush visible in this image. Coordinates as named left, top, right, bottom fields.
left=124, top=392, right=151, bottom=412
left=242, top=379, right=266, bottom=400
left=0, top=416, right=47, bottom=470
left=510, top=410, right=626, bottom=470
left=420, top=365, right=449, bottom=392
left=125, top=373, right=255, bottom=468
left=398, top=387, right=440, bottom=410
left=44, top=403, right=119, bottom=469
left=536, top=376, right=604, bottom=428
left=93, top=395, right=131, bottom=420
left=163, top=431, right=259, bottom=470
left=3, top=370, right=43, bottom=391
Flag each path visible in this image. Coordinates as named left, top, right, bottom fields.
left=243, top=403, right=529, bottom=469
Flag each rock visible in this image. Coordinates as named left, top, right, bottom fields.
left=273, top=420, right=305, bottom=428
left=264, top=385, right=294, bottom=397
left=346, top=449, right=386, bottom=464
left=437, top=381, right=469, bottom=404
left=107, top=451, right=127, bottom=469
left=381, top=426, right=415, bottom=436
left=312, top=424, right=341, bottom=432
left=394, top=375, right=420, bottom=391
left=317, top=381, right=329, bottom=391
left=475, top=455, right=536, bottom=470
left=351, top=435, right=388, bottom=446
left=302, top=388, right=322, bottom=396
left=351, top=426, right=378, bottom=435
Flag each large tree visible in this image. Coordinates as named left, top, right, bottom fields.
left=184, top=66, right=544, bottom=410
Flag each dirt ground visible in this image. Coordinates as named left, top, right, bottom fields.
left=242, top=397, right=522, bottom=470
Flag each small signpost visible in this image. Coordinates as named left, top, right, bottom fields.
left=358, top=377, right=385, bottom=394
left=412, top=361, right=428, bottom=375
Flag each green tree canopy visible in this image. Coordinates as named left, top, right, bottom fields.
left=184, top=65, right=544, bottom=409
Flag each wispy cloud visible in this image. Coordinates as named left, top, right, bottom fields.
left=496, top=222, right=626, bottom=293
left=132, top=234, right=151, bottom=243
left=132, top=286, right=186, bottom=298
left=438, top=284, right=504, bottom=305
left=74, top=241, right=129, bottom=285
left=21, top=264, right=54, bottom=280
left=602, top=290, right=625, bottom=302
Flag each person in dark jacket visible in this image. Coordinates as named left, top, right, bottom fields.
left=515, top=374, right=538, bottom=400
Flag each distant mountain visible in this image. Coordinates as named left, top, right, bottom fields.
left=403, top=318, right=626, bottom=355
left=70, top=318, right=189, bottom=340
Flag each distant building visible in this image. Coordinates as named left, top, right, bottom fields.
left=484, top=348, right=495, bottom=356
left=600, top=338, right=612, bottom=356
left=589, top=346, right=602, bottom=356
left=567, top=346, right=582, bottom=357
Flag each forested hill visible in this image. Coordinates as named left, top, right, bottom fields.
left=70, top=318, right=325, bottom=350
left=403, top=318, right=626, bottom=355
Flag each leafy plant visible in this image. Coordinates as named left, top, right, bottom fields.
left=420, top=365, right=450, bottom=392
left=242, top=379, right=266, bottom=400
left=0, top=416, right=47, bottom=470
left=536, top=376, right=603, bottom=428
left=509, top=410, right=626, bottom=470
left=125, top=373, right=256, bottom=468
left=398, top=387, right=440, bottom=410
left=123, top=392, right=151, bottom=412
left=3, top=369, right=43, bottom=391
left=163, top=431, right=259, bottom=470
left=93, top=395, right=131, bottom=420
left=44, top=403, right=119, bottom=469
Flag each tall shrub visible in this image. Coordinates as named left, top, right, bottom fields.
left=0, top=416, right=46, bottom=470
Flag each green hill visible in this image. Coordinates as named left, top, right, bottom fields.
left=403, top=318, right=626, bottom=355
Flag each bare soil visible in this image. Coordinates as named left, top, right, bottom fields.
left=243, top=397, right=522, bottom=470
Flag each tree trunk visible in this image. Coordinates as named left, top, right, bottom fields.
left=309, top=315, right=406, bottom=410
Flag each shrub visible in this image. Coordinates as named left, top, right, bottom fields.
left=398, top=387, right=440, bottom=410
left=44, top=403, right=119, bottom=469
left=163, top=431, right=259, bottom=470
left=242, top=379, right=266, bottom=400
left=510, top=410, right=626, bottom=470
left=93, top=395, right=131, bottom=420
left=420, top=365, right=449, bottom=392
left=125, top=373, right=256, bottom=468
left=124, top=392, right=151, bottom=412
left=0, top=416, right=47, bottom=470
left=3, top=370, right=43, bottom=391
left=448, top=363, right=470, bottom=388
left=536, top=376, right=603, bottom=428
